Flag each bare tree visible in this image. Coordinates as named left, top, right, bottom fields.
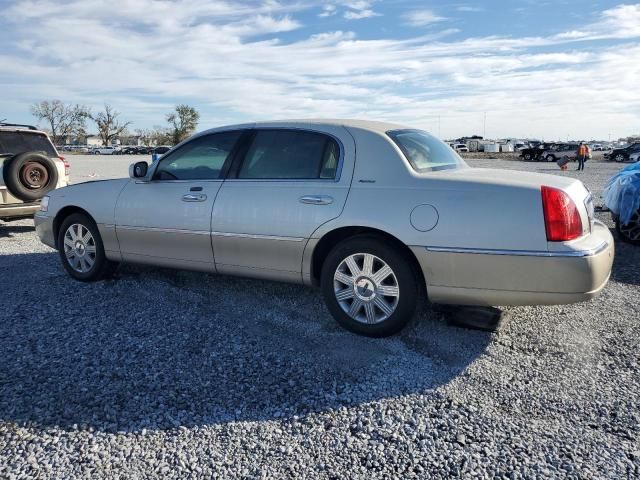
left=166, top=104, right=200, bottom=145
left=92, top=104, right=132, bottom=146
left=30, top=100, right=90, bottom=145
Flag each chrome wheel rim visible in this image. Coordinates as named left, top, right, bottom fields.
left=63, top=224, right=97, bottom=273
left=620, top=211, right=640, bottom=241
left=333, top=253, right=399, bottom=324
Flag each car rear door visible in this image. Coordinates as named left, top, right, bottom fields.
left=115, top=131, right=243, bottom=271
left=211, top=126, right=355, bottom=282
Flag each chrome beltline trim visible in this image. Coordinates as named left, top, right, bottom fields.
left=425, top=240, right=609, bottom=258
left=211, top=231, right=305, bottom=242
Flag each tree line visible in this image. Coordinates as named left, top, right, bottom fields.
left=28, top=100, right=200, bottom=147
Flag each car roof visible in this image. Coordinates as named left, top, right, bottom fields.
left=0, top=125, right=49, bottom=136
left=197, top=118, right=412, bottom=137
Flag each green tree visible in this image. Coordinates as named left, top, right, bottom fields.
left=166, top=104, right=200, bottom=145
left=30, top=100, right=90, bottom=145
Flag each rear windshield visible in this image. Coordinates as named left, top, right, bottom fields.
left=0, top=131, right=56, bottom=157
left=387, top=129, right=466, bottom=172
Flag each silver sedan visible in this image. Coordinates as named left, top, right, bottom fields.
left=35, top=120, right=614, bottom=336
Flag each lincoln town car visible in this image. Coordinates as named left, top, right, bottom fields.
left=35, top=120, right=614, bottom=336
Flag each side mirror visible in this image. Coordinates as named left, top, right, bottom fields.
left=129, top=161, right=148, bottom=179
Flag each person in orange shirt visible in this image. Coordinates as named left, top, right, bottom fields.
left=577, top=143, right=588, bottom=171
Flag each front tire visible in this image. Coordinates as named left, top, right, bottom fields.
left=614, top=153, right=627, bottom=163
left=546, top=154, right=555, bottom=162
left=320, top=236, right=419, bottom=337
left=57, top=213, right=117, bottom=281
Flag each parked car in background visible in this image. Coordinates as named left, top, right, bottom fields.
left=0, top=123, right=69, bottom=220
left=604, top=143, right=640, bottom=163
left=152, top=146, right=171, bottom=155
left=35, top=120, right=614, bottom=337
left=452, top=143, right=469, bottom=153
left=91, top=146, right=118, bottom=155
left=629, top=151, right=640, bottom=163
left=520, top=143, right=551, bottom=161
left=541, top=143, right=578, bottom=163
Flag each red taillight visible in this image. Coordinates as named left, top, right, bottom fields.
left=541, top=186, right=582, bottom=241
left=59, top=156, right=70, bottom=176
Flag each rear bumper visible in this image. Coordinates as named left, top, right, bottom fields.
left=0, top=202, right=39, bottom=219
left=412, top=221, right=615, bottom=306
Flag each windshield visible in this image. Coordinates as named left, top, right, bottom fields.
left=387, top=129, right=466, bottom=172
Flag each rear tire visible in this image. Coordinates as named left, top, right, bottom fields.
left=320, top=236, right=419, bottom=337
left=57, top=213, right=117, bottom=281
left=546, top=154, right=555, bottom=162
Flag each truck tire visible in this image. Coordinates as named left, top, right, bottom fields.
left=2, top=152, right=59, bottom=202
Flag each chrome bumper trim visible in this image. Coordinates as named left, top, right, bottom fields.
left=426, top=240, right=609, bottom=258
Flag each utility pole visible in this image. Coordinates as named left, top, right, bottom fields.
left=483, top=112, right=486, bottom=138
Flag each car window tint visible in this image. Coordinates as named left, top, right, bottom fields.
left=387, top=129, right=465, bottom=172
left=153, top=131, right=241, bottom=180
left=0, top=132, right=56, bottom=156
left=238, top=130, right=339, bottom=180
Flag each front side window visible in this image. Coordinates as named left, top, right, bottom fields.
left=153, top=131, right=241, bottom=180
left=387, top=129, right=466, bottom=173
left=238, top=129, right=340, bottom=180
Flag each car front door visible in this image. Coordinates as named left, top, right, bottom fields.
left=211, top=127, right=355, bottom=282
left=115, top=131, right=243, bottom=271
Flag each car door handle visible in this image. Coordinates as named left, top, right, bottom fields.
left=299, top=195, right=333, bottom=205
left=182, top=193, right=207, bottom=202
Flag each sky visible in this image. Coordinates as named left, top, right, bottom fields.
left=1, top=0, right=639, bottom=140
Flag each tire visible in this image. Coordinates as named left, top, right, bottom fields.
left=616, top=210, right=640, bottom=245
left=57, top=213, right=117, bottom=281
left=546, top=155, right=555, bottom=162
left=523, top=153, right=531, bottom=161
left=614, top=153, right=627, bottom=163
left=2, top=152, right=59, bottom=202
left=320, top=236, right=419, bottom=337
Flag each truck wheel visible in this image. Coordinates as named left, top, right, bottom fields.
left=2, top=152, right=59, bottom=202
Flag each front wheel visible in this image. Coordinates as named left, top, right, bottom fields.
left=57, top=213, right=117, bottom=281
left=546, top=155, right=555, bottom=162
left=320, top=236, right=419, bottom=337
left=614, top=153, right=626, bottom=163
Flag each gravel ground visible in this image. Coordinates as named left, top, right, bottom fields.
left=1, top=157, right=639, bottom=479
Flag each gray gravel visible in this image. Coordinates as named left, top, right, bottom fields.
left=1, top=157, right=639, bottom=479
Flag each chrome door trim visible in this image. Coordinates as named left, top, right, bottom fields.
left=425, top=240, right=609, bottom=258
left=211, top=231, right=306, bottom=242
left=117, top=225, right=211, bottom=236
left=182, top=193, right=207, bottom=202
left=299, top=195, right=334, bottom=205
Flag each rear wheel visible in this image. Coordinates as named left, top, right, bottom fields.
left=523, top=153, right=532, bottom=161
left=616, top=210, right=640, bottom=245
left=320, top=236, right=419, bottom=337
left=546, top=154, right=555, bottom=162
left=57, top=213, right=117, bottom=281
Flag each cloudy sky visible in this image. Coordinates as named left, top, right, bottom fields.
left=1, top=0, right=639, bottom=140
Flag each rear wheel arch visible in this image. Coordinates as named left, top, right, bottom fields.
left=310, top=226, right=426, bottom=293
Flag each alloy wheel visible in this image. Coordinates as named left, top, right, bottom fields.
left=333, top=253, right=400, bottom=324
left=63, top=223, right=97, bottom=273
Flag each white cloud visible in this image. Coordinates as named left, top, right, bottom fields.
left=1, top=1, right=640, bottom=139
left=344, top=8, right=379, bottom=19
left=319, top=5, right=337, bottom=17
left=456, top=5, right=483, bottom=13
left=403, top=9, right=446, bottom=27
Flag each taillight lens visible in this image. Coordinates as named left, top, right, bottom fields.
left=59, top=156, right=70, bottom=176
left=541, top=186, right=583, bottom=241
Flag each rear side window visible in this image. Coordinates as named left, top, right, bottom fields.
left=0, top=132, right=56, bottom=157
left=238, top=129, right=340, bottom=180
left=154, top=131, right=241, bottom=180
left=387, top=129, right=465, bottom=172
